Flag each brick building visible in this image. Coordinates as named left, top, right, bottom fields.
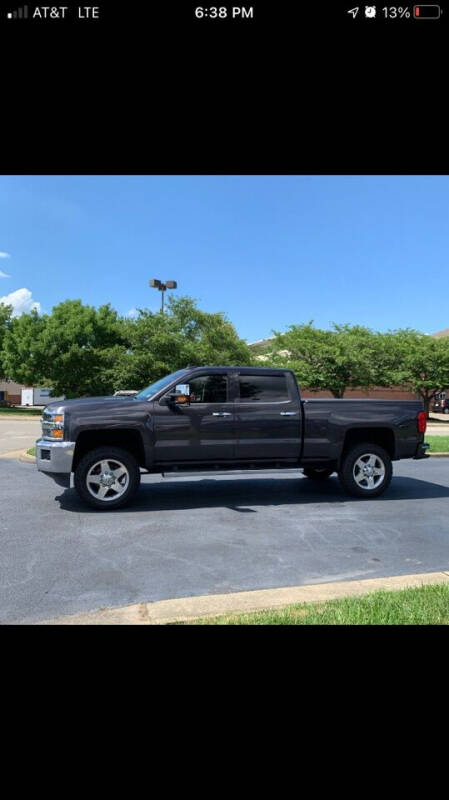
left=0, top=379, right=25, bottom=405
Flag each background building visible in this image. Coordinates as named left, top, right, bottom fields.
left=0, top=380, right=64, bottom=406
left=0, top=379, right=24, bottom=405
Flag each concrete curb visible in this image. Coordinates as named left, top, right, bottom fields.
left=37, top=570, right=449, bottom=625
left=0, top=448, right=35, bottom=462
left=18, top=447, right=36, bottom=463
left=0, top=415, right=42, bottom=420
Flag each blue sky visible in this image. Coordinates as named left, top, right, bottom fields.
left=1, top=175, right=448, bottom=341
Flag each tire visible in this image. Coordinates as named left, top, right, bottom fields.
left=74, top=446, right=141, bottom=510
left=338, top=442, right=392, bottom=499
left=303, top=468, right=334, bottom=480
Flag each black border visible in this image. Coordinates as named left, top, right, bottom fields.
left=1, top=1, right=447, bottom=173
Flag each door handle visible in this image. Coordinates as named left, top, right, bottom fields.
left=280, top=411, right=298, bottom=416
left=212, top=412, right=232, bottom=417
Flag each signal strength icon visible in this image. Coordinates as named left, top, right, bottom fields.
left=7, top=6, right=29, bottom=18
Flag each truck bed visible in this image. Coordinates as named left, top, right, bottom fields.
left=301, top=398, right=424, bottom=464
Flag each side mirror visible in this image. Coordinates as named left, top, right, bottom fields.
left=166, top=383, right=191, bottom=405
left=166, top=393, right=190, bottom=405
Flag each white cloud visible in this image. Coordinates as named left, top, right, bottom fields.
left=0, top=288, right=41, bottom=316
left=126, top=307, right=139, bottom=318
left=0, top=252, right=11, bottom=259
left=0, top=270, right=10, bottom=278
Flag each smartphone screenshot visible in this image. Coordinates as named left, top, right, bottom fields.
left=0, top=2, right=447, bottom=639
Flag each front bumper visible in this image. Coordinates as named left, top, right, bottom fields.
left=414, top=442, right=430, bottom=460
left=35, top=439, right=75, bottom=487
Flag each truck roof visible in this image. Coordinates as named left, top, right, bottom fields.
left=184, top=366, right=295, bottom=374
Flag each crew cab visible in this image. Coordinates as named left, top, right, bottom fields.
left=35, top=366, right=429, bottom=510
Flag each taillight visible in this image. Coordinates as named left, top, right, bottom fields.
left=417, top=411, right=427, bottom=433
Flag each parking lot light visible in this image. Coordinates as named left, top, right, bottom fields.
left=149, top=279, right=177, bottom=313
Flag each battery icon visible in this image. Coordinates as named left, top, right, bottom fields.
left=413, top=5, right=441, bottom=17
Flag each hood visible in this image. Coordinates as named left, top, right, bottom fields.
left=44, top=395, right=141, bottom=414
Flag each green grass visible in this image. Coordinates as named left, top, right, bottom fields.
left=181, top=583, right=449, bottom=625
left=425, top=435, right=449, bottom=453
left=27, top=447, right=36, bottom=457
left=0, top=407, right=42, bottom=415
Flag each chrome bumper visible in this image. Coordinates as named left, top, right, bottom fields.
left=36, top=439, right=75, bottom=486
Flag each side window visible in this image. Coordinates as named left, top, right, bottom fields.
left=238, top=375, right=289, bottom=402
left=188, top=375, right=228, bottom=404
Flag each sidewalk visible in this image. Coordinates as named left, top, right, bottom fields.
left=37, top=570, right=449, bottom=625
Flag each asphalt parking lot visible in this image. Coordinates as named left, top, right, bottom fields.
left=1, top=456, right=449, bottom=624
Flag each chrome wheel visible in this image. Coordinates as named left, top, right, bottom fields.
left=86, top=458, right=130, bottom=502
left=352, top=453, right=385, bottom=491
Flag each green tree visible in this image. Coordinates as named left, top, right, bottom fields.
left=0, top=302, right=13, bottom=379
left=2, top=308, right=49, bottom=386
left=39, top=300, right=128, bottom=397
left=4, top=300, right=128, bottom=398
left=388, top=329, right=449, bottom=417
left=112, top=309, right=186, bottom=390
left=168, top=296, right=252, bottom=368
left=269, top=322, right=396, bottom=398
left=113, top=295, right=253, bottom=391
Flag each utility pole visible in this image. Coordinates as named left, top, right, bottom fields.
left=149, top=279, right=178, bottom=313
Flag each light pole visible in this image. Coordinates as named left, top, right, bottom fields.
left=149, top=279, right=177, bottom=313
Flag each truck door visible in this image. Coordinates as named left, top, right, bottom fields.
left=233, top=371, right=301, bottom=460
left=152, top=372, right=236, bottom=462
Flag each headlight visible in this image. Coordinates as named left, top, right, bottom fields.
left=41, top=410, right=65, bottom=440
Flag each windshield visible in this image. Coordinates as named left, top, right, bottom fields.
left=134, top=369, right=190, bottom=401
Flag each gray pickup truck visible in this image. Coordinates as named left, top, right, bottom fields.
left=35, top=366, right=429, bottom=510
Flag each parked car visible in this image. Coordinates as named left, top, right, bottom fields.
left=35, top=366, right=429, bottom=510
left=432, top=397, right=449, bottom=414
